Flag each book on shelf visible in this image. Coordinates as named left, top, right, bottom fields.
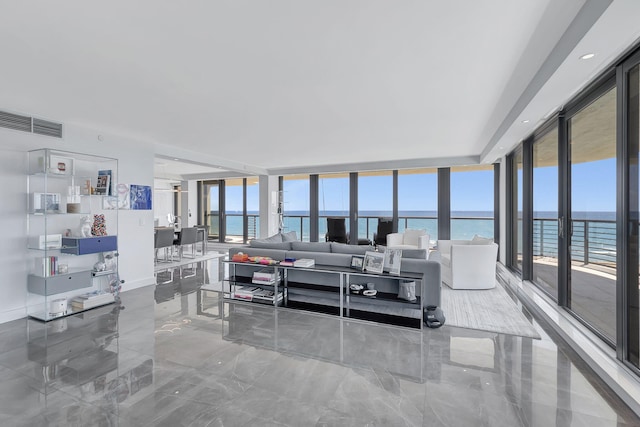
left=252, top=268, right=281, bottom=285
left=294, top=258, right=315, bottom=268
left=95, top=173, right=111, bottom=195
left=232, top=286, right=260, bottom=301
left=71, top=291, right=114, bottom=309
left=253, top=289, right=283, bottom=304
left=36, top=256, right=58, bottom=276
left=279, top=261, right=294, bottom=267
left=98, top=170, right=113, bottom=195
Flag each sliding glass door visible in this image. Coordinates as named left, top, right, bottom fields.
left=532, top=126, right=559, bottom=300
left=567, top=85, right=617, bottom=344
left=201, top=180, right=221, bottom=241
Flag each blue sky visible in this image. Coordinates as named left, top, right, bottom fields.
left=220, top=159, right=616, bottom=213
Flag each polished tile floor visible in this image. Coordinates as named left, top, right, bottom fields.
left=1, top=258, right=639, bottom=426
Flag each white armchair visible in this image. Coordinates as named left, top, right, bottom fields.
left=437, top=236, right=498, bottom=289
left=387, top=229, right=430, bottom=250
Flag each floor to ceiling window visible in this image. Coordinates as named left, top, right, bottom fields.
left=532, top=126, right=559, bottom=301
left=246, top=177, right=259, bottom=241
left=201, top=180, right=220, bottom=241
left=318, top=173, right=350, bottom=241
left=450, top=165, right=494, bottom=240
left=225, top=179, right=244, bottom=243
left=282, top=174, right=310, bottom=241
left=625, top=60, right=640, bottom=367
left=567, top=85, right=617, bottom=344
left=398, top=169, right=438, bottom=239
left=358, top=171, right=393, bottom=242
left=510, top=148, right=524, bottom=273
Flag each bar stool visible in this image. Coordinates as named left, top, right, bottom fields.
left=174, top=227, right=198, bottom=260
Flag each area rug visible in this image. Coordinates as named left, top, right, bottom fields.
left=441, top=282, right=541, bottom=339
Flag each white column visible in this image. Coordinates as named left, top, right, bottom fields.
left=259, top=175, right=279, bottom=238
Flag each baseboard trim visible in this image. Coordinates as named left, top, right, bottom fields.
left=0, top=307, right=27, bottom=324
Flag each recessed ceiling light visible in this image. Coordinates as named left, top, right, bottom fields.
left=173, top=158, right=179, bottom=161
left=499, top=146, right=505, bottom=150
left=580, top=53, right=595, bottom=60
left=521, top=119, right=530, bottom=124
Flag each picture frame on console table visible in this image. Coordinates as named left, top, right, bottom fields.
left=384, top=248, right=402, bottom=275
left=363, top=251, right=385, bottom=274
left=350, top=255, right=364, bottom=271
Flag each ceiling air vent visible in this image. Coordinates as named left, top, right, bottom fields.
left=33, top=118, right=63, bottom=138
left=0, top=110, right=32, bottom=133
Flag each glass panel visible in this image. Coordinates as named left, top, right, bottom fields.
left=450, top=165, right=494, bottom=240
left=319, top=173, right=350, bottom=241
left=358, top=171, right=392, bottom=242
left=627, top=64, right=640, bottom=366
left=283, top=174, right=310, bottom=241
left=202, top=181, right=219, bottom=240
left=533, top=126, right=559, bottom=300
left=514, top=149, right=524, bottom=272
left=225, top=178, right=244, bottom=243
left=398, top=169, right=438, bottom=241
left=568, top=86, right=617, bottom=343
left=246, top=177, right=259, bottom=241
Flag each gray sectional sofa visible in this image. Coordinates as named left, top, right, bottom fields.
left=228, top=240, right=442, bottom=316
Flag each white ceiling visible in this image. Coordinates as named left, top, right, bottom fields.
left=1, top=1, right=640, bottom=179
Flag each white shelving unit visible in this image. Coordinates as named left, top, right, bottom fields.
left=26, top=148, right=119, bottom=321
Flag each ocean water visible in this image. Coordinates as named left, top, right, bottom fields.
left=224, top=210, right=495, bottom=241
left=221, top=210, right=617, bottom=265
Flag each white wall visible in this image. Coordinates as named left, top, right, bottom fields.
left=0, top=123, right=156, bottom=323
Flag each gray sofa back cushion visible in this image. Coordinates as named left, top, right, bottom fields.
left=287, top=251, right=352, bottom=268
left=291, top=241, right=331, bottom=253
left=249, top=240, right=292, bottom=250
left=330, top=242, right=374, bottom=255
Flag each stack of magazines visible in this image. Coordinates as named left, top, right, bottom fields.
left=71, top=291, right=114, bottom=310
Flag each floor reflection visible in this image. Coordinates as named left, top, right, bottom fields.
left=0, top=253, right=638, bottom=425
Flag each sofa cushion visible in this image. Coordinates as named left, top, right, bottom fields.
left=471, top=235, right=493, bottom=245
left=249, top=240, right=292, bottom=250
left=291, top=241, right=332, bottom=253
left=282, top=231, right=298, bottom=242
left=330, top=242, right=374, bottom=255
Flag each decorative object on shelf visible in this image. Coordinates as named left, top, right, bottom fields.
left=363, top=251, right=385, bottom=274
left=231, top=252, right=249, bottom=263
left=57, top=264, right=68, bottom=274
left=93, top=261, right=106, bottom=272
left=49, top=298, right=67, bottom=317
left=350, top=255, right=364, bottom=270
left=92, top=214, right=107, bottom=236
left=384, top=248, right=402, bottom=275
left=77, top=215, right=93, bottom=237
left=349, top=283, right=364, bottom=294
left=31, top=234, right=62, bottom=250
left=363, top=289, right=377, bottom=297
left=48, top=154, right=74, bottom=175
left=31, top=192, right=61, bottom=214
left=67, top=181, right=81, bottom=213
left=130, top=184, right=152, bottom=210
left=398, top=280, right=417, bottom=302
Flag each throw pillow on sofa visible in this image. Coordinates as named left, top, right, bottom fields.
left=471, top=234, right=493, bottom=245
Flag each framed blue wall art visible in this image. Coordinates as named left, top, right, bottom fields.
left=130, top=184, right=152, bottom=210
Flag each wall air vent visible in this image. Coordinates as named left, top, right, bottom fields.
left=0, top=109, right=63, bottom=138
left=33, top=118, right=63, bottom=138
left=0, top=110, right=32, bottom=133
